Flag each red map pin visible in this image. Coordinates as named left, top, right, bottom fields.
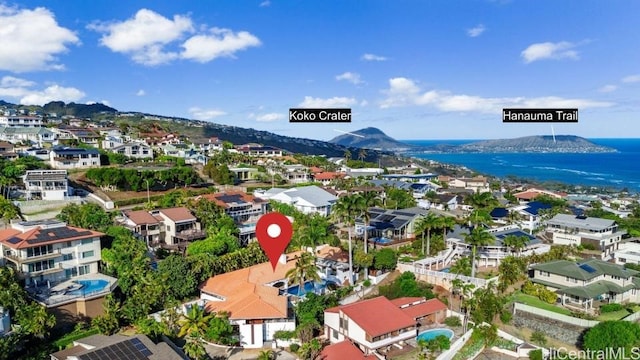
left=256, top=212, right=293, bottom=271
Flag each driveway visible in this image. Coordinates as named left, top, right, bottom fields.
left=205, top=344, right=298, bottom=360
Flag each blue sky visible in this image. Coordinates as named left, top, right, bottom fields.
left=0, top=1, right=638, bottom=140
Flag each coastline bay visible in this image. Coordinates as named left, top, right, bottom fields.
left=403, top=138, right=640, bottom=192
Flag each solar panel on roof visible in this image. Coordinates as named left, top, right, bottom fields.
left=7, top=237, right=21, bottom=244
left=378, top=214, right=395, bottom=222
left=579, top=263, right=597, bottom=273
left=393, top=211, right=416, bottom=217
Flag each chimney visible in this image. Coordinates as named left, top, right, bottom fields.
left=279, top=254, right=287, bottom=265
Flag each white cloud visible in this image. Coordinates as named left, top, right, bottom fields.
left=259, top=1, right=271, bottom=7
left=89, top=9, right=192, bottom=65
left=251, top=112, right=284, bottom=122
left=1, top=76, right=35, bottom=88
left=180, top=28, right=261, bottom=63
left=599, top=85, right=617, bottom=93
left=89, top=9, right=261, bottom=66
left=188, top=107, right=227, bottom=121
left=622, top=74, right=640, bottom=83
left=361, top=53, right=387, bottom=62
left=136, top=89, right=146, bottom=96
left=336, top=72, right=363, bottom=85
left=19, top=85, right=85, bottom=105
left=380, top=77, right=613, bottom=113
left=467, top=24, right=486, bottom=37
left=521, top=41, right=581, bottom=63
left=299, top=96, right=358, bottom=108
left=0, top=5, right=79, bottom=72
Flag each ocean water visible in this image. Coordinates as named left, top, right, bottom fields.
left=403, top=138, right=640, bottom=192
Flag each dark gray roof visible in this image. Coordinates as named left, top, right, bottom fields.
left=531, top=259, right=639, bottom=281
left=448, top=225, right=539, bottom=247
left=361, top=207, right=429, bottom=230
left=52, top=146, right=100, bottom=155
left=52, top=334, right=185, bottom=360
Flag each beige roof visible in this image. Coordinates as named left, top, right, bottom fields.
left=316, top=246, right=349, bottom=263
left=158, top=207, right=196, bottom=222
left=123, top=210, right=160, bottom=225
left=200, top=252, right=303, bottom=320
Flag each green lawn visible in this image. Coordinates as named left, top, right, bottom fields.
left=597, top=309, right=631, bottom=321
left=510, top=292, right=572, bottom=316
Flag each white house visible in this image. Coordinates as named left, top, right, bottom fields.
left=0, top=127, right=57, bottom=146
left=324, top=296, right=447, bottom=357
left=509, top=201, right=552, bottom=232
left=110, top=142, right=153, bottom=159
left=50, top=147, right=101, bottom=169
left=545, top=214, right=627, bottom=258
left=0, top=116, right=44, bottom=127
left=0, top=219, right=117, bottom=317
left=613, top=242, right=640, bottom=266
left=22, top=170, right=70, bottom=201
left=199, top=252, right=302, bottom=348
left=255, top=185, right=338, bottom=216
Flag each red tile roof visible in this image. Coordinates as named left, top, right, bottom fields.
left=200, top=252, right=303, bottom=320
left=157, top=207, right=196, bottom=222
left=0, top=226, right=104, bottom=249
left=389, top=297, right=424, bottom=307
left=399, top=298, right=447, bottom=320
left=320, top=341, right=377, bottom=360
left=336, top=296, right=416, bottom=337
left=309, top=166, right=324, bottom=174
left=123, top=210, right=160, bottom=225
left=314, top=172, right=346, bottom=181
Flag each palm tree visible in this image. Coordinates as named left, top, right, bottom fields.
left=344, top=149, right=352, bottom=163
left=440, top=216, right=456, bottom=239
left=502, top=234, right=529, bottom=256
left=183, top=332, right=207, bottom=360
left=332, top=194, right=363, bottom=284
left=463, top=227, right=494, bottom=278
left=301, top=214, right=328, bottom=254
left=178, top=305, right=215, bottom=338
left=357, top=191, right=382, bottom=277
left=358, top=148, right=367, bottom=162
left=449, top=256, right=472, bottom=277
left=415, top=213, right=441, bottom=256
left=286, top=252, right=321, bottom=296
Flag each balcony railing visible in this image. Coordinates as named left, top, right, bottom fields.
left=174, top=229, right=206, bottom=241
left=4, top=249, right=62, bottom=265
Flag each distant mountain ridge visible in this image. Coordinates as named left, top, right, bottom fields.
left=440, top=135, right=618, bottom=153
left=329, top=127, right=417, bottom=151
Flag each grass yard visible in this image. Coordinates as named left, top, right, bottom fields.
left=510, top=292, right=572, bottom=316
left=597, top=309, right=631, bottom=321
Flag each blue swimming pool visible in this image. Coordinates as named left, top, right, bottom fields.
left=371, top=237, right=392, bottom=244
left=417, top=328, right=454, bottom=342
left=440, top=268, right=451, bottom=273
left=67, top=279, right=110, bottom=296
left=286, top=280, right=338, bottom=296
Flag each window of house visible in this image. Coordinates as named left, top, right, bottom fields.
left=540, top=271, right=550, bottom=277
left=78, top=265, right=90, bottom=275
left=81, top=238, right=93, bottom=245
left=63, top=253, right=73, bottom=261
left=333, top=329, right=338, bottom=339
left=566, top=276, right=577, bottom=283
left=81, top=250, right=94, bottom=259
left=619, top=258, right=627, bottom=263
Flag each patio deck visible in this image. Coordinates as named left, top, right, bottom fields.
left=27, top=273, right=118, bottom=307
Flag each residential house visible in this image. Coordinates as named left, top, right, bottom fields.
left=613, top=242, right=640, bottom=266
left=101, top=135, right=124, bottom=149
left=370, top=179, right=437, bottom=199
left=22, top=170, right=70, bottom=201
left=192, top=137, right=223, bottom=153
left=313, top=171, right=345, bottom=186
left=513, top=188, right=565, bottom=202
left=320, top=341, right=378, bottom=360
left=255, top=185, right=338, bottom=216
left=0, top=116, right=44, bottom=127
left=0, top=219, right=117, bottom=317
left=355, top=207, right=430, bottom=243
left=153, top=207, right=205, bottom=248
left=0, top=127, right=56, bottom=146
left=380, top=173, right=439, bottom=183
left=197, top=191, right=269, bottom=245
left=19, top=147, right=50, bottom=160
left=120, top=210, right=162, bottom=247
left=530, top=259, right=640, bottom=312
left=344, top=167, right=384, bottom=178
left=111, top=142, right=153, bottom=159
left=236, top=145, right=283, bottom=157
left=199, top=252, right=303, bottom=348
left=431, top=194, right=459, bottom=210
left=444, top=224, right=550, bottom=269
left=229, top=167, right=259, bottom=181
left=545, top=214, right=626, bottom=258
left=50, top=147, right=101, bottom=169
left=315, top=245, right=353, bottom=285
left=0, top=141, right=16, bottom=160
left=50, top=334, right=185, bottom=360
left=444, top=176, right=490, bottom=193
left=508, top=201, right=552, bottom=232
left=279, top=164, right=311, bottom=184
left=323, top=296, right=447, bottom=357
left=56, top=128, right=101, bottom=146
